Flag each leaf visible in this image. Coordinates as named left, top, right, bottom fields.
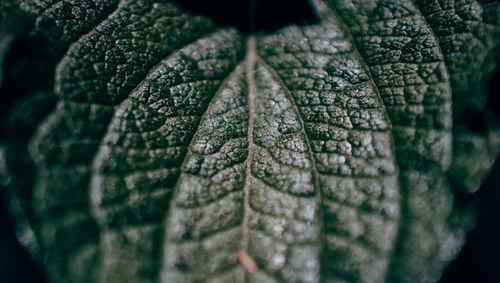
left=1, top=0, right=499, bottom=282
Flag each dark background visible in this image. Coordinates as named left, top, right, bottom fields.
left=1, top=0, right=499, bottom=282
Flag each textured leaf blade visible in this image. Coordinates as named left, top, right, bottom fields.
left=27, top=1, right=220, bottom=281
left=1, top=0, right=499, bottom=282
left=89, top=28, right=243, bottom=282
left=321, top=0, right=456, bottom=280
left=161, top=43, right=322, bottom=281
left=257, top=14, right=401, bottom=281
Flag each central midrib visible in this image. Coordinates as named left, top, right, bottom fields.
left=238, top=36, right=257, bottom=283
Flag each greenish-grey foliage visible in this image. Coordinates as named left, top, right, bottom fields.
left=1, top=0, right=499, bottom=282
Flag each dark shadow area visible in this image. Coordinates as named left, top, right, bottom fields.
left=172, top=0, right=318, bottom=33
left=0, top=183, right=44, bottom=283
left=0, top=36, right=56, bottom=137
left=440, top=68, right=500, bottom=283
left=440, top=157, right=500, bottom=282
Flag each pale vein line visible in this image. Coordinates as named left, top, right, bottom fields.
left=237, top=36, right=257, bottom=283
left=257, top=55, right=328, bottom=281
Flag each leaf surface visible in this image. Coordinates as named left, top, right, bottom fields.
left=1, top=0, right=499, bottom=282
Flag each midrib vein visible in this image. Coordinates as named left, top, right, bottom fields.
left=238, top=36, right=257, bottom=283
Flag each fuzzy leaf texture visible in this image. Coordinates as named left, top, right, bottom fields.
left=0, top=0, right=499, bottom=282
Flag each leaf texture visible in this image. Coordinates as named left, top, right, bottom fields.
left=1, top=0, right=499, bottom=282
left=90, top=29, right=243, bottom=282
left=257, top=17, right=401, bottom=281
left=27, top=1, right=220, bottom=281
left=321, top=0, right=457, bottom=280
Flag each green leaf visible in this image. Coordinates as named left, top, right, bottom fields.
left=1, top=0, right=499, bottom=282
